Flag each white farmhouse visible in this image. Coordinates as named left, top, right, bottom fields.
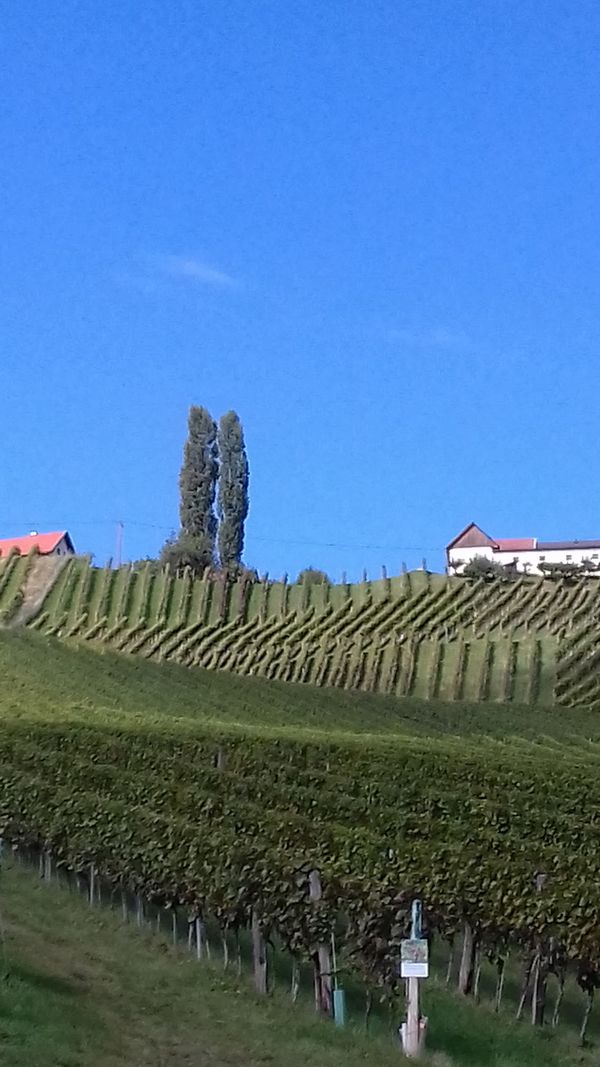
left=447, top=522, right=600, bottom=575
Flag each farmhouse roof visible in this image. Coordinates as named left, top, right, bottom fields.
left=495, top=538, right=536, bottom=551
left=537, top=539, right=600, bottom=551
left=0, top=530, right=74, bottom=558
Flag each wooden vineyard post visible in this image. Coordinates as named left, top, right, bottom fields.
left=400, top=900, right=428, bottom=1058
left=251, top=910, right=268, bottom=994
left=308, top=869, right=333, bottom=1016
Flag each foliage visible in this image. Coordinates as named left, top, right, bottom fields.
left=159, top=531, right=212, bottom=577
left=462, top=556, right=516, bottom=581
left=19, top=556, right=600, bottom=708
left=539, top=561, right=594, bottom=580
left=217, top=411, right=249, bottom=568
left=178, top=405, right=219, bottom=559
left=297, top=567, right=331, bottom=586
left=3, top=699, right=600, bottom=1021
left=129, top=556, right=163, bottom=575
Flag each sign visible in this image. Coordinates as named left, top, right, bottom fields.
left=400, top=938, right=429, bottom=978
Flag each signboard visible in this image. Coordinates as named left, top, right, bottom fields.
left=400, top=938, right=429, bottom=978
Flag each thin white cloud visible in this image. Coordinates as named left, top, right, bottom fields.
left=157, top=254, right=238, bottom=288
left=387, top=327, right=472, bottom=351
left=115, top=253, right=240, bottom=296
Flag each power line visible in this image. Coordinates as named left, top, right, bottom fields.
left=0, top=518, right=441, bottom=554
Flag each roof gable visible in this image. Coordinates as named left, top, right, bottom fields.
left=447, top=522, right=498, bottom=551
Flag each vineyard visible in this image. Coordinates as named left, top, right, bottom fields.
left=6, top=552, right=600, bottom=708
left=2, top=628, right=600, bottom=1053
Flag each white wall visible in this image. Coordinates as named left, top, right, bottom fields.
left=50, top=537, right=74, bottom=557
left=449, top=546, right=600, bottom=575
left=448, top=547, right=493, bottom=571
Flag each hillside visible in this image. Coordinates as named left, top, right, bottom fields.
left=2, top=628, right=600, bottom=1063
left=4, top=626, right=600, bottom=740
left=3, top=551, right=600, bottom=708
left=0, top=859, right=403, bottom=1067
left=0, top=856, right=582, bottom=1067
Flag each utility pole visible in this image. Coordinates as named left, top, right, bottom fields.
left=115, top=520, right=124, bottom=569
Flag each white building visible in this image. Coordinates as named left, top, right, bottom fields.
left=447, top=522, right=600, bottom=575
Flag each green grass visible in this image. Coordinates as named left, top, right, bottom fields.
left=1, top=630, right=600, bottom=1064
left=0, top=859, right=401, bottom=1067
left=0, top=859, right=592, bottom=1067
left=1, top=627, right=599, bottom=742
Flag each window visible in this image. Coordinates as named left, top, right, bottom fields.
left=593, top=554, right=599, bottom=560
left=539, top=555, right=546, bottom=562
left=566, top=554, right=572, bottom=561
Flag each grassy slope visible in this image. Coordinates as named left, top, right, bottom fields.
left=1, top=623, right=597, bottom=1058
left=1, top=627, right=598, bottom=742
left=0, top=859, right=589, bottom=1067
left=0, top=860, right=399, bottom=1067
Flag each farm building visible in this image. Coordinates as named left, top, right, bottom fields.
left=0, top=531, right=75, bottom=559
left=447, top=522, right=600, bottom=575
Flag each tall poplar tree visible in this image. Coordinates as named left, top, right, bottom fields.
left=179, top=405, right=218, bottom=548
left=161, top=406, right=218, bottom=574
left=217, top=410, right=249, bottom=569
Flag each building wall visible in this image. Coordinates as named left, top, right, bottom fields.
left=449, top=545, right=600, bottom=574
left=448, top=546, right=494, bottom=570
left=52, top=537, right=74, bottom=557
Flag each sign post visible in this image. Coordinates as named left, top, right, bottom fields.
left=399, top=900, right=428, bottom=1057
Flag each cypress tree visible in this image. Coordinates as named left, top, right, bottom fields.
left=217, top=411, right=249, bottom=569
left=178, top=405, right=218, bottom=564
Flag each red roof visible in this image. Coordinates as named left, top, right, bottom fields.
left=495, top=538, right=536, bottom=551
left=0, top=531, right=73, bottom=558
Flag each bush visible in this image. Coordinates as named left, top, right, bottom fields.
left=296, top=567, right=331, bottom=586
left=159, top=531, right=213, bottom=578
left=461, top=556, right=516, bottom=581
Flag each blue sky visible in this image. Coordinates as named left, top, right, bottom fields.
left=2, top=1, right=600, bottom=580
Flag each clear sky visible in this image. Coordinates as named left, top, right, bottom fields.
left=3, top=1, right=600, bottom=580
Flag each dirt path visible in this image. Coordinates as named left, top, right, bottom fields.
left=10, top=555, right=67, bottom=627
